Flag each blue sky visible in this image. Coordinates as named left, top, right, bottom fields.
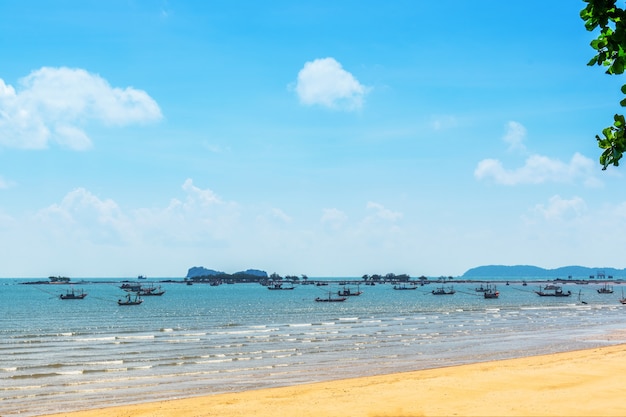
left=0, top=1, right=623, bottom=278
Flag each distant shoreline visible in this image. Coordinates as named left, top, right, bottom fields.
left=14, top=276, right=624, bottom=285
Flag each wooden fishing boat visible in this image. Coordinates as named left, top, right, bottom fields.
left=534, top=285, right=571, bottom=297
left=475, top=284, right=489, bottom=292
left=59, top=288, right=87, bottom=299
left=267, top=282, right=295, bottom=290
left=138, top=285, right=165, bottom=296
left=315, top=292, right=347, bottom=302
left=432, top=285, right=455, bottom=295
left=338, top=286, right=362, bottom=296
left=120, top=283, right=142, bottom=292
left=597, top=283, right=614, bottom=294
left=483, top=286, right=499, bottom=299
left=393, top=283, right=417, bottom=290
left=118, top=293, right=143, bottom=305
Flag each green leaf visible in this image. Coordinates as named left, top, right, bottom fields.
left=613, top=59, right=625, bottom=74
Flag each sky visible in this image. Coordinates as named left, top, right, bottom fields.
left=0, top=1, right=624, bottom=278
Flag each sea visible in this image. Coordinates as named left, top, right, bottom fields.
left=2, top=277, right=626, bottom=417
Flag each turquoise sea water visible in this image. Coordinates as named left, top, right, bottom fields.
left=1, top=278, right=626, bottom=416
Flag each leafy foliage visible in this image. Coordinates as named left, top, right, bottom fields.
left=581, top=0, right=626, bottom=169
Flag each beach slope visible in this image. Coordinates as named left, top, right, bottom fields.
left=41, top=344, right=626, bottom=417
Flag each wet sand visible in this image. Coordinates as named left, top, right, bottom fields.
left=39, top=343, right=626, bottom=417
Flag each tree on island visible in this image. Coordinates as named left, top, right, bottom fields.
left=581, top=0, right=626, bottom=168
left=49, top=276, right=70, bottom=283
left=361, top=273, right=411, bottom=283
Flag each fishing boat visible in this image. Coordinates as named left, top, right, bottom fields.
left=597, top=283, right=614, bottom=294
left=393, top=283, right=417, bottom=290
left=120, top=283, right=142, bottom=292
left=534, top=285, right=571, bottom=297
left=267, top=282, right=295, bottom=290
left=138, top=285, right=165, bottom=296
left=542, top=284, right=560, bottom=290
left=483, top=286, right=499, bottom=299
left=59, top=288, right=87, bottom=299
left=315, top=292, right=347, bottom=302
left=620, top=289, right=626, bottom=305
left=118, top=293, right=143, bottom=305
left=475, top=284, right=489, bottom=292
left=338, top=286, right=362, bottom=296
left=432, top=285, right=455, bottom=295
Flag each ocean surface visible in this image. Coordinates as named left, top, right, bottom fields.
left=2, top=277, right=626, bottom=417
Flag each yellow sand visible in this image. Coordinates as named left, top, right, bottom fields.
left=40, top=344, right=626, bottom=417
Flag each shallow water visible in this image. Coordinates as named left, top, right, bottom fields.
left=1, top=278, right=625, bottom=416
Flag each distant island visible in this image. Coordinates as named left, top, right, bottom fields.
left=462, top=265, right=626, bottom=279
left=185, top=266, right=271, bottom=284
left=186, top=266, right=268, bottom=278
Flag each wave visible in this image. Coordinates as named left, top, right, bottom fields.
left=115, top=335, right=155, bottom=340
left=165, top=338, right=202, bottom=343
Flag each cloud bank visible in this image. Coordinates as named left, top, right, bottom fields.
left=475, top=153, right=597, bottom=186
left=474, top=121, right=599, bottom=187
left=0, top=67, right=162, bottom=150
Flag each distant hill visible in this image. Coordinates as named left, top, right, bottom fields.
left=462, top=265, right=626, bottom=278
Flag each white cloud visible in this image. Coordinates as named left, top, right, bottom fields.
left=475, top=152, right=599, bottom=186
left=321, top=208, right=347, bottom=230
left=54, top=124, right=92, bottom=150
left=365, top=201, right=402, bottom=222
left=270, top=208, right=292, bottom=224
left=530, top=195, right=587, bottom=221
left=181, top=178, right=222, bottom=206
left=0, top=67, right=162, bottom=150
left=34, top=179, right=240, bottom=249
left=36, top=187, right=131, bottom=244
left=503, top=121, right=526, bottom=152
left=294, top=57, right=369, bottom=111
left=139, top=179, right=238, bottom=244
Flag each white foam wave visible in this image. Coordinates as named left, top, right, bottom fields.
left=116, top=335, right=155, bottom=340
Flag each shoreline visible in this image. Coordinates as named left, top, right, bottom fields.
left=38, top=343, right=626, bottom=417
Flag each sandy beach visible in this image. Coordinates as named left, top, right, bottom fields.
left=38, top=343, right=626, bottom=417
